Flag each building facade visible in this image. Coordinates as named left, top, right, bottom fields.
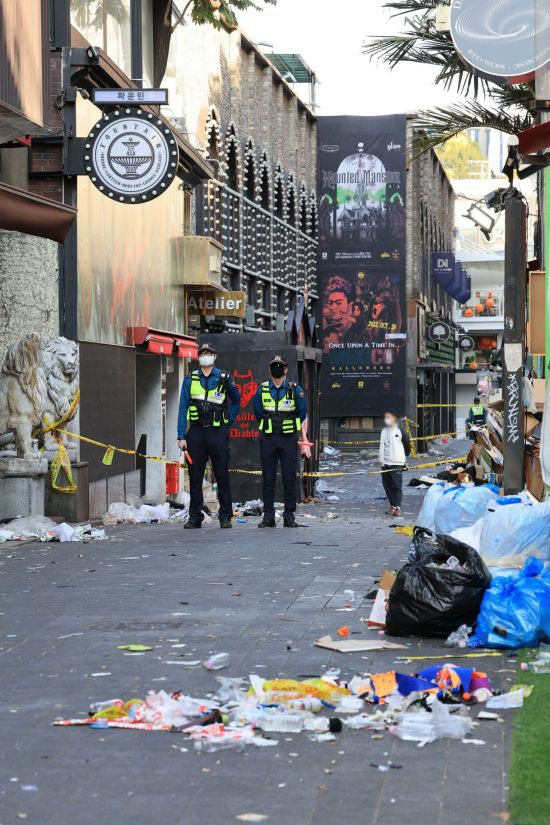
left=1, top=0, right=319, bottom=517
left=406, top=129, right=457, bottom=448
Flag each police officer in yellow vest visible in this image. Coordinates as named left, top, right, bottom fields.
left=467, top=396, right=487, bottom=441
left=177, top=343, right=241, bottom=528
left=253, top=355, right=308, bottom=528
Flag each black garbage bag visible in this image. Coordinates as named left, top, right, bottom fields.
left=386, top=534, right=492, bottom=638
left=407, top=527, right=440, bottom=563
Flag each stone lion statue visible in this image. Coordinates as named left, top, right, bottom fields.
left=41, top=337, right=79, bottom=452
left=0, top=335, right=79, bottom=459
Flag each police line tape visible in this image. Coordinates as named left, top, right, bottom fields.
left=322, top=429, right=460, bottom=447
left=417, top=403, right=473, bottom=408
left=230, top=455, right=468, bottom=478
left=51, top=426, right=466, bottom=480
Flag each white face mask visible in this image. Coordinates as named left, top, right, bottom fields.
left=199, top=354, right=215, bottom=368
left=384, top=417, right=395, bottom=427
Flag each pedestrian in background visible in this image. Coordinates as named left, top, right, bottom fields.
left=177, top=343, right=240, bottom=529
left=254, top=356, right=307, bottom=528
left=379, top=410, right=411, bottom=517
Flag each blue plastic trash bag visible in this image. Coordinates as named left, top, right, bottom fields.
left=479, top=500, right=550, bottom=568
left=416, top=483, right=446, bottom=532
left=469, top=557, right=550, bottom=649
left=434, top=485, right=497, bottom=536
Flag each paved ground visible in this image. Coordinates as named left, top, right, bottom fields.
left=0, top=445, right=514, bottom=825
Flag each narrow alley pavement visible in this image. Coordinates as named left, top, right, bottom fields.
left=0, top=446, right=514, bottom=825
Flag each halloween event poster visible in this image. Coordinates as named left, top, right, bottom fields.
left=317, top=115, right=408, bottom=418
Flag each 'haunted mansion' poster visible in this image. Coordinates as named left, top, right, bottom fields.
left=317, top=115, right=408, bottom=417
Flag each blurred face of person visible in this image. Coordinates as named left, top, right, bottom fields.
left=352, top=304, right=362, bottom=318
left=327, top=291, right=349, bottom=322
left=384, top=412, right=398, bottom=428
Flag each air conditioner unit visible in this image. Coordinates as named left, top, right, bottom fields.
left=176, top=236, right=223, bottom=288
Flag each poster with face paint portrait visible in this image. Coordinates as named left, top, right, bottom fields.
left=317, top=115, right=407, bottom=417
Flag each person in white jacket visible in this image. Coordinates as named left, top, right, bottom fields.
left=379, top=411, right=411, bottom=517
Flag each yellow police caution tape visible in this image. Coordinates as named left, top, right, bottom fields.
left=323, top=429, right=460, bottom=447
left=230, top=455, right=468, bottom=478
left=36, top=390, right=81, bottom=494
left=49, top=424, right=466, bottom=480
left=52, top=427, right=183, bottom=468
left=417, top=403, right=473, bottom=408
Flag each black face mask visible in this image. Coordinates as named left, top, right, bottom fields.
left=270, top=364, right=285, bottom=379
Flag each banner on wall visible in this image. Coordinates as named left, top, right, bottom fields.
left=317, top=115, right=408, bottom=417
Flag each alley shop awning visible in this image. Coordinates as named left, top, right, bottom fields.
left=0, top=182, right=76, bottom=242
left=129, top=327, right=198, bottom=359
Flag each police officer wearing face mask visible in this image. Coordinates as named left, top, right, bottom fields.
left=253, top=356, right=308, bottom=528
left=177, top=343, right=241, bottom=529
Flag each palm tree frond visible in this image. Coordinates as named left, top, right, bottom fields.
left=413, top=101, right=534, bottom=155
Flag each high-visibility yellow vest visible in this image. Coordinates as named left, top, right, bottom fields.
left=188, top=370, right=228, bottom=427
left=471, top=405, right=486, bottom=422
left=259, top=381, right=301, bottom=435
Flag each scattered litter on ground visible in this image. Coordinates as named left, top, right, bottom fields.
left=117, top=644, right=154, bottom=653
left=446, top=624, right=472, bottom=648
left=525, top=642, right=550, bottom=673
left=393, top=525, right=414, bottom=536
left=486, top=689, right=527, bottom=709
left=315, top=635, right=408, bottom=653
left=0, top=516, right=106, bottom=543
left=202, top=653, right=230, bottom=671
left=54, top=657, right=510, bottom=753
left=103, top=502, right=171, bottom=525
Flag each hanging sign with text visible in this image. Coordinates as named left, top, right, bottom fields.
left=187, top=290, right=246, bottom=318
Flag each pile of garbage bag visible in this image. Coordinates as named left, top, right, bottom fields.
left=404, top=476, right=550, bottom=648
left=469, top=557, right=550, bottom=649
left=54, top=661, right=523, bottom=751
left=387, top=531, right=491, bottom=638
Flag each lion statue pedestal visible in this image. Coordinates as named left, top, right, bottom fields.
left=0, top=455, right=49, bottom=521
left=0, top=334, right=80, bottom=521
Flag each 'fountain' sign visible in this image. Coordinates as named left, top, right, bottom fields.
left=84, top=108, right=179, bottom=204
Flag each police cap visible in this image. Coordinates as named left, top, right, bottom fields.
left=269, top=355, right=288, bottom=367
left=198, top=342, right=217, bottom=355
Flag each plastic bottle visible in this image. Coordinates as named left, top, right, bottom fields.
left=344, top=589, right=356, bottom=604
left=257, top=713, right=304, bottom=733
left=202, top=653, right=230, bottom=671
left=287, top=696, right=322, bottom=712
left=89, top=699, right=123, bottom=714
left=303, top=716, right=329, bottom=732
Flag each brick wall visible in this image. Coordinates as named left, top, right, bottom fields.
left=171, top=24, right=317, bottom=197
left=28, top=53, right=64, bottom=203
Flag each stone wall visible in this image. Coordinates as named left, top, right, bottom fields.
left=0, top=229, right=59, bottom=359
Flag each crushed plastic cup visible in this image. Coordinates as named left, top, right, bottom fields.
left=202, top=653, right=230, bottom=671
left=344, top=589, right=356, bottom=604
left=395, top=699, right=473, bottom=744
left=445, top=624, right=472, bottom=648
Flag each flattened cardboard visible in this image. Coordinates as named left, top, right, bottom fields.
left=379, top=570, right=396, bottom=593
left=315, top=635, right=408, bottom=653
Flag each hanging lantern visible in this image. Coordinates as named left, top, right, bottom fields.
left=485, top=294, right=495, bottom=309
left=475, top=303, right=484, bottom=314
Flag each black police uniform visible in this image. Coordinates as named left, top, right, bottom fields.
left=253, top=360, right=307, bottom=526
